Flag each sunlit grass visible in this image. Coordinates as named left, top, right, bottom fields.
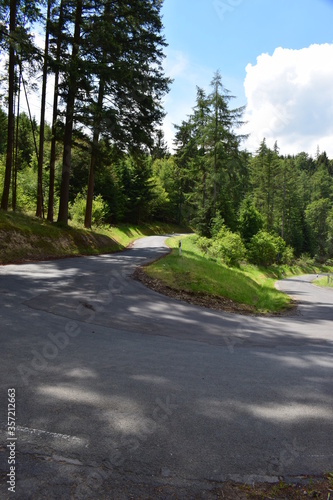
left=144, top=235, right=295, bottom=314
left=313, top=275, right=333, bottom=288
left=107, top=222, right=188, bottom=247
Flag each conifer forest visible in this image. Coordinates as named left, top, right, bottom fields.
left=1, top=0, right=333, bottom=263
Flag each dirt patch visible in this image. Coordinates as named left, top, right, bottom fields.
left=218, top=476, right=333, bottom=499
left=133, top=266, right=298, bottom=317
left=81, top=475, right=333, bottom=499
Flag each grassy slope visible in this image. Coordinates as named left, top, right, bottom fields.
left=144, top=235, right=332, bottom=314
left=313, top=275, right=333, bottom=288
left=0, top=210, right=187, bottom=265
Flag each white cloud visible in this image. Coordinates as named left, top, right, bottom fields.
left=242, top=43, right=333, bottom=157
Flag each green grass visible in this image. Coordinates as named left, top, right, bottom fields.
left=106, top=222, right=188, bottom=248
left=0, top=210, right=188, bottom=265
left=313, top=275, right=333, bottom=288
left=144, top=235, right=331, bottom=314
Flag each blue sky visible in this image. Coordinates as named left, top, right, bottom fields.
left=161, top=0, right=333, bottom=156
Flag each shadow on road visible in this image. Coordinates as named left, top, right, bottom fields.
left=0, top=243, right=333, bottom=498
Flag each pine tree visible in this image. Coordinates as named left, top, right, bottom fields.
left=57, top=0, right=83, bottom=224
left=173, top=71, right=246, bottom=234
left=207, top=71, right=246, bottom=217
left=0, top=0, right=42, bottom=210
left=36, top=0, right=51, bottom=218
left=250, top=139, right=281, bottom=231
left=47, top=0, right=64, bottom=222
left=1, top=0, right=17, bottom=211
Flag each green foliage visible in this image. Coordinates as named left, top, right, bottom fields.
left=248, top=230, right=286, bottom=267
left=15, top=113, right=37, bottom=169
left=150, top=157, right=181, bottom=222
left=210, top=211, right=225, bottom=238
left=69, top=192, right=109, bottom=227
left=95, top=162, right=126, bottom=224
left=282, top=245, right=294, bottom=265
left=305, top=198, right=332, bottom=258
left=191, top=203, right=215, bottom=237
left=16, top=164, right=37, bottom=211
left=238, top=198, right=263, bottom=243
left=212, top=230, right=246, bottom=266
left=197, top=223, right=246, bottom=266
left=173, top=72, right=247, bottom=232
left=148, top=176, right=170, bottom=220
left=250, top=139, right=281, bottom=232
left=196, top=236, right=212, bottom=254
left=295, top=253, right=315, bottom=267
left=327, top=208, right=333, bottom=258
left=119, top=155, right=155, bottom=223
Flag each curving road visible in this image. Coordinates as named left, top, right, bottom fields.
left=0, top=235, right=332, bottom=498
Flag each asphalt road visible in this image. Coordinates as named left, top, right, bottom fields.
left=0, top=235, right=332, bottom=499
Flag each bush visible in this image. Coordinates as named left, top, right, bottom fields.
left=69, top=192, right=108, bottom=227
left=248, top=231, right=286, bottom=267
left=196, top=236, right=213, bottom=253
left=217, top=231, right=246, bottom=266
left=202, top=227, right=245, bottom=266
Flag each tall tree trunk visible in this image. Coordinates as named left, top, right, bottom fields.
left=36, top=0, right=51, bottom=218
left=84, top=0, right=111, bottom=229
left=84, top=48, right=106, bottom=229
left=12, top=67, right=22, bottom=211
left=48, top=0, right=64, bottom=222
left=84, top=83, right=104, bottom=229
left=57, top=0, right=82, bottom=224
left=1, top=0, right=17, bottom=211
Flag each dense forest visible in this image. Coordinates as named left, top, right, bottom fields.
left=1, top=0, right=333, bottom=263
